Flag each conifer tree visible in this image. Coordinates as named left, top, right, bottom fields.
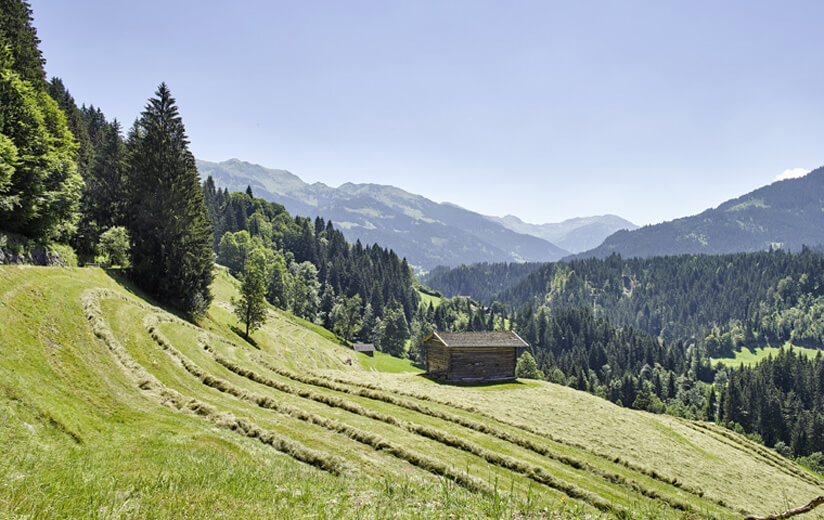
left=0, top=0, right=46, bottom=85
left=124, top=83, right=213, bottom=316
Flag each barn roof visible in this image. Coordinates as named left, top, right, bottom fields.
left=352, top=343, right=376, bottom=352
left=423, top=331, right=528, bottom=348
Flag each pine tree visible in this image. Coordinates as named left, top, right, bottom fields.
left=124, top=83, right=213, bottom=316
left=233, top=263, right=267, bottom=339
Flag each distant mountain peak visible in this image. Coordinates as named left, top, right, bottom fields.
left=486, top=213, right=638, bottom=254
left=196, top=158, right=570, bottom=271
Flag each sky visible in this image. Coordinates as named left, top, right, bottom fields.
left=30, top=0, right=824, bottom=226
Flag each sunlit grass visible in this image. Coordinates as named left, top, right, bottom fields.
left=2, top=265, right=821, bottom=519
left=358, top=351, right=424, bottom=373
left=711, top=342, right=821, bottom=367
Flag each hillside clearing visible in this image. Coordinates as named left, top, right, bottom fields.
left=711, top=344, right=822, bottom=367
left=1, top=266, right=820, bottom=519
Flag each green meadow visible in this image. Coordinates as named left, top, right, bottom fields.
left=1, top=266, right=820, bottom=519
left=711, top=343, right=822, bottom=368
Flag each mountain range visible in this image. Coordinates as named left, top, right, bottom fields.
left=486, top=214, right=638, bottom=253
left=197, top=159, right=632, bottom=271
left=576, top=165, right=824, bottom=259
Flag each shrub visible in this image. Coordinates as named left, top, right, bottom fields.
left=516, top=352, right=544, bottom=380
left=98, top=226, right=131, bottom=267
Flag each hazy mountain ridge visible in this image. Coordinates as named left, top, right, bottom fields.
left=487, top=214, right=638, bottom=253
left=575, top=166, right=824, bottom=259
left=197, top=158, right=570, bottom=270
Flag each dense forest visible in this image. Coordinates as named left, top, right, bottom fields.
left=202, top=181, right=419, bottom=349
left=719, top=348, right=824, bottom=459
left=422, top=262, right=541, bottom=302
left=428, top=250, right=824, bottom=353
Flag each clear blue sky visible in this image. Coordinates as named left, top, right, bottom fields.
left=31, top=0, right=824, bottom=226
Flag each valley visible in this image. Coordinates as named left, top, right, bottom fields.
left=3, top=2, right=824, bottom=518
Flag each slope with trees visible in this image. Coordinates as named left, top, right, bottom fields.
left=499, top=249, right=824, bottom=353
left=203, top=181, right=420, bottom=349
left=576, top=166, right=824, bottom=259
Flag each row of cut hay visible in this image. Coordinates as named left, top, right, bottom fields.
left=81, top=289, right=345, bottom=475
left=198, top=340, right=632, bottom=515
left=144, top=319, right=492, bottom=495
left=684, top=420, right=820, bottom=486
left=207, top=328, right=722, bottom=514
left=249, top=356, right=711, bottom=515
left=315, top=370, right=726, bottom=505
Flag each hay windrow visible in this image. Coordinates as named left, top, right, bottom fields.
left=314, top=370, right=730, bottom=503
left=683, top=420, right=820, bottom=486
left=194, top=339, right=642, bottom=514
left=144, top=318, right=492, bottom=495
left=80, top=289, right=345, bottom=476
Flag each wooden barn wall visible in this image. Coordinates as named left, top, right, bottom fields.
left=425, top=341, right=449, bottom=376
left=448, top=347, right=516, bottom=380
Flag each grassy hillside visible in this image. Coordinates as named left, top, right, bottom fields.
left=1, top=266, right=821, bottom=519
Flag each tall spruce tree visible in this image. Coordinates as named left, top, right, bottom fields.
left=124, top=83, right=213, bottom=316
left=0, top=0, right=46, bottom=86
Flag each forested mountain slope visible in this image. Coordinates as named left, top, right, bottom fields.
left=197, top=159, right=569, bottom=270
left=422, top=262, right=542, bottom=302
left=501, top=249, right=824, bottom=353
left=425, top=249, right=824, bottom=354
left=1, top=265, right=821, bottom=519
left=577, top=167, right=824, bottom=259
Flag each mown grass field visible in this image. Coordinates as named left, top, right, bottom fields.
left=711, top=343, right=822, bottom=368
left=417, top=288, right=445, bottom=309
left=1, top=266, right=821, bottom=519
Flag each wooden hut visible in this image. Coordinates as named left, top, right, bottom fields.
left=422, top=331, right=528, bottom=383
left=352, top=343, right=376, bottom=357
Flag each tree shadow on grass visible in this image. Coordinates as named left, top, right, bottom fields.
left=416, top=373, right=528, bottom=388
left=102, top=267, right=197, bottom=325
left=229, top=325, right=260, bottom=349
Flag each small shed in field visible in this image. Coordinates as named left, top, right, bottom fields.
left=422, top=331, right=528, bottom=383
left=352, top=343, right=376, bottom=357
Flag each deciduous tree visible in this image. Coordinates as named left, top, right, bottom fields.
left=233, top=262, right=267, bottom=339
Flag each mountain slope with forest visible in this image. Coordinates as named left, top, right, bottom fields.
left=197, top=159, right=569, bottom=271
left=577, top=167, right=824, bottom=259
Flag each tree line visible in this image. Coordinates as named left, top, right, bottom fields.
left=202, top=181, right=420, bottom=348
left=1, top=1, right=212, bottom=316
left=422, top=262, right=541, bottom=303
